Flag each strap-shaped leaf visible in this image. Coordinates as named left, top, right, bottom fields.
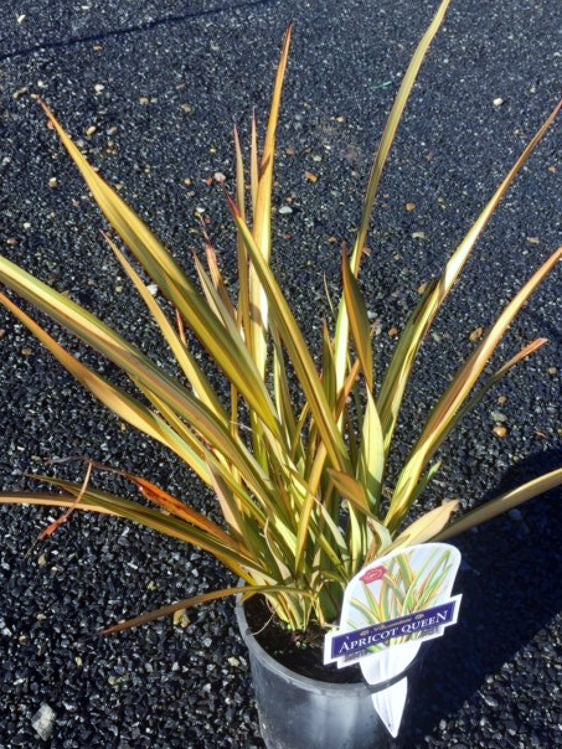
left=1, top=480, right=260, bottom=576
left=249, top=25, right=293, bottom=378
left=40, top=101, right=281, bottom=440
left=453, top=338, right=548, bottom=427
left=377, top=101, right=561, bottom=453
left=0, top=291, right=213, bottom=485
left=387, top=246, right=562, bottom=530
left=334, top=0, right=453, bottom=388
left=105, top=235, right=228, bottom=424
left=121, top=472, right=235, bottom=547
left=328, top=470, right=371, bottom=515
left=229, top=198, right=351, bottom=474
left=388, top=500, right=459, bottom=550
left=357, top=389, right=385, bottom=510
left=98, top=582, right=311, bottom=636
left=342, top=250, right=374, bottom=390
left=0, top=256, right=284, bottom=515
left=435, top=467, right=562, bottom=541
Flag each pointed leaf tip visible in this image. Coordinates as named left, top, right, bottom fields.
left=226, top=192, right=241, bottom=217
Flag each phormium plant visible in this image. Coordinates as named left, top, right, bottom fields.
left=0, top=0, right=560, bottom=636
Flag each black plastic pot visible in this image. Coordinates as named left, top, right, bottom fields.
left=235, top=598, right=410, bottom=749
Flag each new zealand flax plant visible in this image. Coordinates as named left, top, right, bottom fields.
left=1, top=0, right=561, bottom=636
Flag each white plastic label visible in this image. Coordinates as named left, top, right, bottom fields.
left=324, top=542, right=461, bottom=668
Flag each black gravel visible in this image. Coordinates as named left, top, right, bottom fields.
left=1, top=1, right=561, bottom=746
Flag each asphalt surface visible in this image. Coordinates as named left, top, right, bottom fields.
left=0, top=1, right=561, bottom=746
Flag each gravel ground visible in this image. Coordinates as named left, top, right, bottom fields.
left=0, top=0, right=561, bottom=746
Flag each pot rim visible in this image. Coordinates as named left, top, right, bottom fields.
left=235, top=593, right=369, bottom=695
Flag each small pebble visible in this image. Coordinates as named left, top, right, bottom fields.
left=547, top=366, right=557, bottom=375
left=388, top=327, right=399, bottom=338
left=278, top=205, right=293, bottom=215
left=411, top=231, right=426, bottom=240
left=469, top=326, right=484, bottom=342
left=85, top=125, right=97, bottom=136
left=94, top=83, right=105, bottom=93
left=481, top=693, right=499, bottom=709
left=48, top=177, right=58, bottom=189
left=492, top=425, right=508, bottom=438
left=493, top=97, right=504, bottom=107
left=405, top=202, right=416, bottom=212
left=213, top=171, right=226, bottom=184
left=172, top=609, right=190, bottom=628
left=21, top=347, right=33, bottom=357
left=31, top=704, right=56, bottom=741
left=146, top=283, right=158, bottom=297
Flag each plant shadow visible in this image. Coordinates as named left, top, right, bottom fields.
left=398, top=448, right=562, bottom=746
left=0, top=0, right=278, bottom=62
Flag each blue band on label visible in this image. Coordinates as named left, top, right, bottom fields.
left=331, top=599, right=457, bottom=659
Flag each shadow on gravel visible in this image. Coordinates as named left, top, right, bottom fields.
left=0, top=0, right=278, bottom=62
left=400, top=448, right=562, bottom=746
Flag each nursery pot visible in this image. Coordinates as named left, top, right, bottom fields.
left=235, top=598, right=417, bottom=749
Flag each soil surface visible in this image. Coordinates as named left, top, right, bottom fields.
left=243, top=595, right=364, bottom=684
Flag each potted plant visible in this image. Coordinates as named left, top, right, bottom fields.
left=0, top=0, right=560, bottom=746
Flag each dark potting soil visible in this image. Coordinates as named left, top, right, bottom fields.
left=243, top=595, right=364, bottom=684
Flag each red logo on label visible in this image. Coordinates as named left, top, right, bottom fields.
left=359, top=565, right=388, bottom=584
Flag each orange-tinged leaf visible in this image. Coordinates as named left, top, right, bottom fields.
left=98, top=583, right=308, bottom=636
left=37, top=100, right=281, bottom=441
left=328, top=470, right=371, bottom=515
left=249, top=24, right=293, bottom=379
left=121, top=472, right=235, bottom=546
left=342, top=250, right=374, bottom=390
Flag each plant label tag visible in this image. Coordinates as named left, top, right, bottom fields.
left=324, top=542, right=461, bottom=668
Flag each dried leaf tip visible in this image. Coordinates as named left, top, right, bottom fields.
left=225, top=192, right=241, bottom=217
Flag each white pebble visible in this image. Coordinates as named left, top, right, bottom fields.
left=278, top=205, right=293, bottom=215
left=31, top=704, right=56, bottom=741
left=493, top=97, right=504, bottom=107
